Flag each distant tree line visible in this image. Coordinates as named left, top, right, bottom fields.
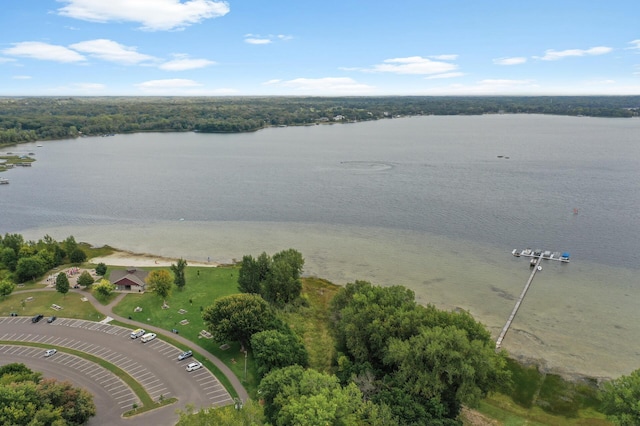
left=1, top=96, right=639, bottom=145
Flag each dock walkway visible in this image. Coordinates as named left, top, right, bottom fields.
left=495, top=256, right=543, bottom=349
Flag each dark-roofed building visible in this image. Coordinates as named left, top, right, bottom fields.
left=110, top=267, right=149, bottom=292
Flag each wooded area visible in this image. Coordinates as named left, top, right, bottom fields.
left=1, top=96, right=639, bottom=145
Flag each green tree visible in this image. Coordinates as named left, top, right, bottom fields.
left=259, top=365, right=370, bottom=426
left=384, top=325, right=510, bottom=419
left=15, top=256, right=46, bottom=282
left=76, top=270, right=94, bottom=287
left=93, top=279, right=115, bottom=298
left=0, top=247, right=18, bottom=271
left=238, top=254, right=263, bottom=294
left=176, top=400, right=265, bottom=425
left=0, top=364, right=95, bottom=425
left=0, top=279, right=16, bottom=299
left=145, top=269, right=173, bottom=305
left=170, top=258, right=188, bottom=291
left=262, top=257, right=301, bottom=307
left=601, top=368, right=640, bottom=426
left=202, top=293, right=277, bottom=349
left=69, top=247, right=87, bottom=263
left=95, top=262, right=107, bottom=276
left=250, top=329, right=308, bottom=378
left=55, top=272, right=70, bottom=298
left=62, top=236, right=78, bottom=257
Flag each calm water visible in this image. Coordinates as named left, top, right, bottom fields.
left=2, top=114, right=639, bottom=378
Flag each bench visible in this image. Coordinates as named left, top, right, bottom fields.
left=178, top=309, right=187, bottom=314
left=51, top=304, right=63, bottom=311
left=199, top=330, right=213, bottom=339
left=179, top=319, right=189, bottom=325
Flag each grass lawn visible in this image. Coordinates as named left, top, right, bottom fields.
left=111, top=265, right=261, bottom=395
left=0, top=290, right=105, bottom=321
left=283, top=277, right=340, bottom=373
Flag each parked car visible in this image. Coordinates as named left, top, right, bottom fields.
left=130, top=328, right=145, bottom=339
left=32, top=314, right=44, bottom=323
left=73, top=284, right=80, bottom=289
left=44, top=349, right=57, bottom=357
left=178, top=350, right=193, bottom=361
left=140, top=333, right=156, bottom=343
left=9, top=312, right=17, bottom=317
left=186, top=361, right=202, bottom=372
left=47, top=315, right=57, bottom=323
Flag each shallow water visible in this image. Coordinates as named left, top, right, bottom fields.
left=4, top=114, right=640, bottom=378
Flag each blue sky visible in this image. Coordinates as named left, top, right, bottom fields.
left=1, top=0, right=639, bottom=96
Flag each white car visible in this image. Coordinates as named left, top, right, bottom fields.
left=44, top=349, right=57, bottom=357
left=140, top=333, right=156, bottom=343
left=185, top=361, right=202, bottom=372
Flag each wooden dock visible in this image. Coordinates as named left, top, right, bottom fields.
left=495, top=255, right=543, bottom=349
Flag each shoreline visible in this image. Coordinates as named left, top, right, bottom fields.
left=88, top=247, right=611, bottom=383
left=89, top=249, right=223, bottom=268
left=21, top=221, right=639, bottom=381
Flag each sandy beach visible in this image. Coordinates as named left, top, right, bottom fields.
left=90, top=250, right=221, bottom=268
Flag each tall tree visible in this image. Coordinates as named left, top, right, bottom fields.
left=250, top=329, right=308, bottom=378
left=15, top=256, right=46, bottom=283
left=170, top=258, right=188, bottom=291
left=145, top=269, right=173, bottom=305
left=55, top=272, right=70, bottom=298
left=95, top=262, right=107, bottom=276
left=259, top=365, right=379, bottom=426
left=76, top=270, right=94, bottom=288
left=384, top=325, right=510, bottom=419
left=202, top=293, right=277, bottom=349
left=93, top=279, right=115, bottom=298
left=0, top=280, right=16, bottom=300
left=237, top=254, right=262, bottom=294
left=601, top=368, right=640, bottom=426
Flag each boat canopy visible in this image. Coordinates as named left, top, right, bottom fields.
left=561, top=252, right=570, bottom=258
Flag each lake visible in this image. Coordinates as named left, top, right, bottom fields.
left=2, top=114, right=639, bottom=379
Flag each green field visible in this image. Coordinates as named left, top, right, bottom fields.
left=111, top=265, right=261, bottom=395
left=0, top=290, right=105, bottom=321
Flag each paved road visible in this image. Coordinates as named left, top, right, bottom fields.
left=0, top=316, right=233, bottom=425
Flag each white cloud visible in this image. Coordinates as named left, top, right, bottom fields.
left=424, top=79, right=539, bottom=95
left=159, top=56, right=215, bottom=70
left=70, top=39, right=156, bottom=65
left=0, top=57, right=17, bottom=63
left=12, top=75, right=32, bottom=80
left=136, top=78, right=202, bottom=89
left=536, top=46, right=612, bottom=61
left=245, top=38, right=271, bottom=45
left=368, top=56, right=457, bottom=75
left=57, top=0, right=230, bottom=31
left=425, top=72, right=464, bottom=79
left=430, top=54, right=458, bottom=61
left=48, top=82, right=107, bottom=94
left=244, top=34, right=292, bottom=45
left=2, top=42, right=86, bottom=63
left=263, top=77, right=373, bottom=94
left=627, top=40, right=640, bottom=50
left=493, top=57, right=527, bottom=65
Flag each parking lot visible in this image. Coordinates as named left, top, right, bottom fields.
left=0, top=316, right=233, bottom=424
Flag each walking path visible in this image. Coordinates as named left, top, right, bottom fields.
left=13, top=286, right=249, bottom=403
